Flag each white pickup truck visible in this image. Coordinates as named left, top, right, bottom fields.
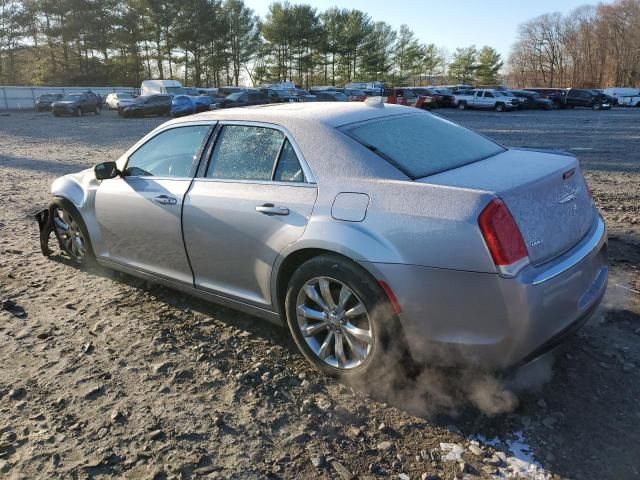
left=454, top=89, right=520, bottom=111
left=603, top=87, right=640, bottom=107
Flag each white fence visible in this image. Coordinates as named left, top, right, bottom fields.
left=0, top=86, right=138, bottom=110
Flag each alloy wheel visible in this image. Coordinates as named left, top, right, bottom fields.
left=52, top=207, right=87, bottom=263
left=295, top=276, right=373, bottom=370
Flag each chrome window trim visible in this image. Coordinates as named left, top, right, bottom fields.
left=202, top=120, right=317, bottom=184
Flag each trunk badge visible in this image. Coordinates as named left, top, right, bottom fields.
left=558, top=187, right=581, bottom=204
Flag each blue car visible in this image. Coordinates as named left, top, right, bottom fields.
left=192, top=95, right=211, bottom=112
left=170, top=95, right=195, bottom=117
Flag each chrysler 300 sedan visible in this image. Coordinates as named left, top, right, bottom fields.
left=38, top=101, right=608, bottom=378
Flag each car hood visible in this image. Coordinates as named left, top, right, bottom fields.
left=53, top=101, right=78, bottom=106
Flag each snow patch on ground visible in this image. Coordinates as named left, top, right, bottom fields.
left=476, top=430, right=551, bottom=479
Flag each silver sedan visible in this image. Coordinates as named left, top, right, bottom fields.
left=39, top=101, right=608, bottom=379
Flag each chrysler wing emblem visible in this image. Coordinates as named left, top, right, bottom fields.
left=558, top=186, right=581, bottom=204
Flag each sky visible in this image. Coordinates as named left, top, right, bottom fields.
left=244, top=0, right=605, bottom=60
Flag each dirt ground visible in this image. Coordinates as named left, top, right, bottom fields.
left=0, top=107, right=639, bottom=480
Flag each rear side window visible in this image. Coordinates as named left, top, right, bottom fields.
left=341, top=113, right=505, bottom=179
left=274, top=140, right=305, bottom=182
left=207, top=126, right=283, bottom=180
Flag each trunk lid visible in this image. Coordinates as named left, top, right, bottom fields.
left=420, top=148, right=595, bottom=266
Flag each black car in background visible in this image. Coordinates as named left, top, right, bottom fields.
left=52, top=92, right=102, bottom=116
left=309, top=90, right=348, bottom=102
left=36, top=93, right=63, bottom=111
left=412, top=87, right=455, bottom=108
left=118, top=95, right=171, bottom=117
left=556, top=88, right=611, bottom=110
left=219, top=91, right=273, bottom=108
left=509, top=90, right=555, bottom=110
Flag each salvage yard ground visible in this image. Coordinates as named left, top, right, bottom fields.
left=0, top=107, right=639, bottom=480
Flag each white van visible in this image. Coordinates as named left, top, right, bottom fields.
left=140, top=80, right=184, bottom=96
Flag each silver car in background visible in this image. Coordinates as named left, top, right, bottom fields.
left=40, top=102, right=608, bottom=379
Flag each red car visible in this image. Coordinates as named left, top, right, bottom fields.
left=338, top=88, right=367, bottom=102
left=383, top=88, right=434, bottom=109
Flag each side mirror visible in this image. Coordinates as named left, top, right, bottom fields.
left=94, top=161, right=119, bottom=180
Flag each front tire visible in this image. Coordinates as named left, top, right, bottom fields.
left=75, top=108, right=82, bottom=117
left=495, top=102, right=505, bottom=112
left=592, top=103, right=601, bottom=111
left=50, top=198, right=95, bottom=267
left=457, top=101, right=467, bottom=110
left=95, top=106, right=101, bottom=115
left=285, top=254, right=403, bottom=380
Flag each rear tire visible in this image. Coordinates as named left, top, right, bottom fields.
left=285, top=254, right=405, bottom=381
left=95, top=106, right=101, bottom=115
left=75, top=108, right=82, bottom=117
left=495, top=102, right=505, bottom=112
left=50, top=198, right=96, bottom=267
left=592, top=103, right=601, bottom=111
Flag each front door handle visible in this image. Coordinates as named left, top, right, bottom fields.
left=255, top=203, right=289, bottom=216
left=152, top=195, right=177, bottom=206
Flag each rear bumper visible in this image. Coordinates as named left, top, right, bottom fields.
left=361, top=215, right=608, bottom=369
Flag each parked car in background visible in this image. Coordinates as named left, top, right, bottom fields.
left=495, top=90, right=524, bottom=108
left=259, top=88, right=299, bottom=103
left=309, top=90, right=349, bottom=102
left=36, top=93, right=63, bottom=111
left=42, top=102, right=607, bottom=377
left=52, top=92, right=102, bottom=117
left=105, top=92, right=135, bottom=110
left=555, top=89, right=611, bottom=110
left=141, top=79, right=184, bottom=96
left=510, top=90, right=555, bottom=110
left=591, top=90, right=617, bottom=106
left=219, top=91, right=272, bottom=108
left=118, top=94, right=171, bottom=117
left=383, top=88, right=420, bottom=107
left=412, top=87, right=454, bottom=108
left=603, top=87, right=640, bottom=106
left=523, top=88, right=566, bottom=101
left=337, top=88, right=367, bottom=101
left=170, top=95, right=196, bottom=117
left=456, top=89, right=518, bottom=111
left=291, top=88, right=317, bottom=101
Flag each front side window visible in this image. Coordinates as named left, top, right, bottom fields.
left=124, top=126, right=209, bottom=178
left=207, top=126, right=284, bottom=181
left=341, top=113, right=505, bottom=179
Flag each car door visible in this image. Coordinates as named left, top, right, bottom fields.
left=182, top=122, right=317, bottom=308
left=94, top=123, right=213, bottom=283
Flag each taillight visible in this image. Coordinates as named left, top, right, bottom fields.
left=478, top=199, right=530, bottom=277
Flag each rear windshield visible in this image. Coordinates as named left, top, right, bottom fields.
left=341, top=113, right=505, bottom=179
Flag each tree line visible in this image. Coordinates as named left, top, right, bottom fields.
left=508, top=0, right=640, bottom=88
left=0, top=0, right=504, bottom=88
left=2, top=0, right=637, bottom=89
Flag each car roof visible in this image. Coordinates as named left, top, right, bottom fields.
left=182, top=101, right=409, bottom=128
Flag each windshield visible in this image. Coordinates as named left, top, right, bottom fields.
left=348, top=89, right=365, bottom=96
left=172, top=95, right=191, bottom=104
left=117, top=93, right=132, bottom=99
left=226, top=92, right=244, bottom=100
left=403, top=90, right=417, bottom=99
left=436, top=88, right=453, bottom=94
left=334, top=92, right=348, bottom=101
left=40, top=94, right=60, bottom=100
left=341, top=113, right=505, bottom=179
left=62, top=94, right=82, bottom=101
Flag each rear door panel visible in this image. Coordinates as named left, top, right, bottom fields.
left=183, top=181, right=317, bottom=307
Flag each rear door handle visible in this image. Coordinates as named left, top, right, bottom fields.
left=255, top=203, right=289, bottom=216
left=152, top=195, right=177, bottom=206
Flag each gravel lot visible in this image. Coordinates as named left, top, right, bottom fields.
left=1, top=107, right=639, bottom=480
